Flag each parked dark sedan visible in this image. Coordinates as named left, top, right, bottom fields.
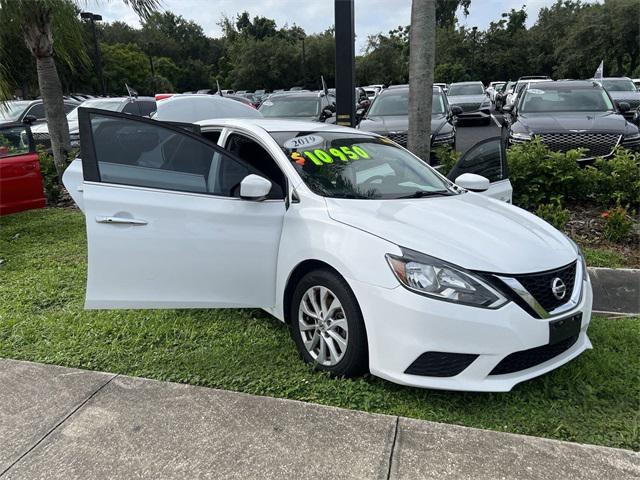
left=357, top=85, right=460, bottom=163
left=503, top=80, right=640, bottom=161
left=0, top=98, right=79, bottom=127
left=258, top=92, right=336, bottom=122
left=600, top=77, right=640, bottom=121
left=446, top=81, right=491, bottom=125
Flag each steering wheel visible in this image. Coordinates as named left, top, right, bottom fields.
left=361, top=175, right=387, bottom=185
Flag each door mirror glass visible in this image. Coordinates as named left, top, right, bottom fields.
left=502, top=104, right=512, bottom=113
left=618, top=102, right=630, bottom=113
left=451, top=106, right=463, bottom=116
left=321, top=107, right=334, bottom=119
left=240, top=174, right=272, bottom=201
left=22, top=115, right=37, bottom=125
left=455, top=173, right=490, bottom=192
left=447, top=137, right=507, bottom=183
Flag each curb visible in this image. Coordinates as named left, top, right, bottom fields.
left=588, top=267, right=640, bottom=315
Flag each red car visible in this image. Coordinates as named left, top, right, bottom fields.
left=0, top=123, right=46, bottom=215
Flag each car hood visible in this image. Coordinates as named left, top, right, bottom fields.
left=359, top=114, right=448, bottom=135
left=31, top=120, right=80, bottom=134
left=447, top=94, right=486, bottom=105
left=515, top=112, right=628, bottom=134
left=608, top=91, right=640, bottom=102
left=325, top=193, right=575, bottom=274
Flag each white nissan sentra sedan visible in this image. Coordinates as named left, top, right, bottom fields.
left=63, top=108, right=593, bottom=392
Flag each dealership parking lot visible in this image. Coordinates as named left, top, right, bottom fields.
left=456, top=108, right=503, bottom=154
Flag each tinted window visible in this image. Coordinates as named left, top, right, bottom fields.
left=259, top=97, right=320, bottom=117
left=448, top=84, right=484, bottom=96
left=0, top=125, right=31, bottom=157
left=26, top=103, right=45, bottom=119
left=138, top=101, right=157, bottom=117
left=367, top=91, right=446, bottom=116
left=121, top=101, right=140, bottom=115
left=602, top=79, right=637, bottom=92
left=448, top=139, right=505, bottom=183
left=90, top=113, right=249, bottom=197
left=64, top=103, right=77, bottom=114
left=519, top=86, right=614, bottom=112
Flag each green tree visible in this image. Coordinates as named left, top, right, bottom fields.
left=0, top=0, right=159, bottom=178
left=101, top=43, right=151, bottom=94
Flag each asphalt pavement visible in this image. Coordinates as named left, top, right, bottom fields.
left=1, top=359, right=638, bottom=479
left=456, top=108, right=504, bottom=155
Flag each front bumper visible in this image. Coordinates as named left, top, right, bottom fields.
left=455, top=108, right=491, bottom=120
left=348, top=275, right=593, bottom=392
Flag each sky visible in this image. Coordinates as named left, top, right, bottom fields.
left=84, top=0, right=591, bottom=53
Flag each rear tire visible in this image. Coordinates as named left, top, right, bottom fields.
left=290, top=269, right=369, bottom=377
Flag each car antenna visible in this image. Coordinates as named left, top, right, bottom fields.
left=125, top=83, right=138, bottom=101
left=321, top=75, right=328, bottom=97
left=216, top=80, right=223, bottom=97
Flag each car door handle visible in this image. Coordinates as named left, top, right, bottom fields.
left=95, top=216, right=147, bottom=225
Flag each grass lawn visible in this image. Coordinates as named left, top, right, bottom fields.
left=1, top=208, right=639, bottom=451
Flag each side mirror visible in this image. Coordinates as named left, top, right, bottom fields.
left=356, top=107, right=365, bottom=118
left=451, top=106, right=463, bottom=116
left=240, top=174, right=272, bottom=201
left=618, top=102, right=630, bottom=113
left=455, top=173, right=490, bottom=192
left=22, top=115, right=37, bottom=125
left=502, top=104, right=513, bottom=113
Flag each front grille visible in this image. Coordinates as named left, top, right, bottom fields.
left=32, top=132, right=51, bottom=147
left=614, top=98, right=640, bottom=109
left=456, top=102, right=481, bottom=112
left=514, top=262, right=577, bottom=312
left=387, top=132, right=408, bottom=147
left=405, top=351, right=478, bottom=377
left=537, top=133, right=620, bottom=158
left=489, top=334, right=579, bottom=375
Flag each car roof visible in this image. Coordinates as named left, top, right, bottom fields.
left=449, top=81, right=483, bottom=85
left=268, top=92, right=323, bottom=99
left=196, top=117, right=366, bottom=135
left=535, top=80, right=601, bottom=89
left=601, top=77, right=632, bottom=81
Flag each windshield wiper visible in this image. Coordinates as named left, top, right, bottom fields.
left=394, top=189, right=454, bottom=199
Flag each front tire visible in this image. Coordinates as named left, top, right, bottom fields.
left=290, top=269, right=368, bottom=377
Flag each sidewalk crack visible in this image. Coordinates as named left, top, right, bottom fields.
left=0, top=373, right=119, bottom=477
left=385, top=416, right=400, bottom=480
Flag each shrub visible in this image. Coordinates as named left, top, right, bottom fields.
left=432, top=145, right=460, bottom=174
left=602, top=202, right=635, bottom=243
left=507, top=140, right=640, bottom=210
left=536, top=198, right=570, bottom=230
left=37, top=146, right=73, bottom=205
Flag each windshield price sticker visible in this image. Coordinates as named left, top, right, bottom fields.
left=291, top=146, right=370, bottom=166
left=283, top=135, right=323, bottom=150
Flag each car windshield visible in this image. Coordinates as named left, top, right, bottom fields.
left=259, top=97, right=320, bottom=117
left=519, top=86, right=614, bottom=113
left=270, top=131, right=453, bottom=199
left=67, top=99, right=124, bottom=121
left=367, top=91, right=446, bottom=116
left=448, top=84, right=484, bottom=96
left=0, top=101, right=31, bottom=121
left=601, top=79, right=637, bottom=92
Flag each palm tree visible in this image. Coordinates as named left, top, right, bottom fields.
left=408, top=0, right=436, bottom=162
left=0, top=0, right=159, bottom=179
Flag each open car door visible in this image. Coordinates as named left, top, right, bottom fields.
left=74, top=108, right=286, bottom=309
left=0, top=122, right=46, bottom=215
left=447, top=137, right=512, bottom=203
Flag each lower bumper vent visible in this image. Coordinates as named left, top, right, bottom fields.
left=404, top=352, right=478, bottom=377
left=489, top=335, right=579, bottom=375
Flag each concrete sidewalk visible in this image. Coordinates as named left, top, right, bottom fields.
left=0, top=359, right=638, bottom=479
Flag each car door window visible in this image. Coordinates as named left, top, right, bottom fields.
left=25, top=103, right=45, bottom=120
left=121, top=101, right=141, bottom=115
left=138, top=100, right=157, bottom=117
left=83, top=111, right=252, bottom=197
left=0, top=125, right=32, bottom=157
left=224, top=133, right=286, bottom=199
left=64, top=102, right=77, bottom=114
left=447, top=138, right=507, bottom=183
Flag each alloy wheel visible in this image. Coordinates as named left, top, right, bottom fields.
left=298, top=286, right=349, bottom=366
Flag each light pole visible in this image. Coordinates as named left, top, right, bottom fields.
left=334, top=0, right=356, bottom=127
left=81, top=12, right=105, bottom=96
left=471, top=26, right=478, bottom=78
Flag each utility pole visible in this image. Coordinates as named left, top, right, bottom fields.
left=81, top=12, right=105, bottom=96
left=471, top=26, right=478, bottom=78
left=334, top=0, right=356, bottom=127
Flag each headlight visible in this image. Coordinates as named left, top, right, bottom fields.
left=566, top=236, right=588, bottom=282
left=622, top=131, right=640, bottom=142
left=386, top=251, right=508, bottom=308
left=432, top=130, right=455, bottom=145
left=480, top=99, right=491, bottom=108
left=509, top=132, right=531, bottom=143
